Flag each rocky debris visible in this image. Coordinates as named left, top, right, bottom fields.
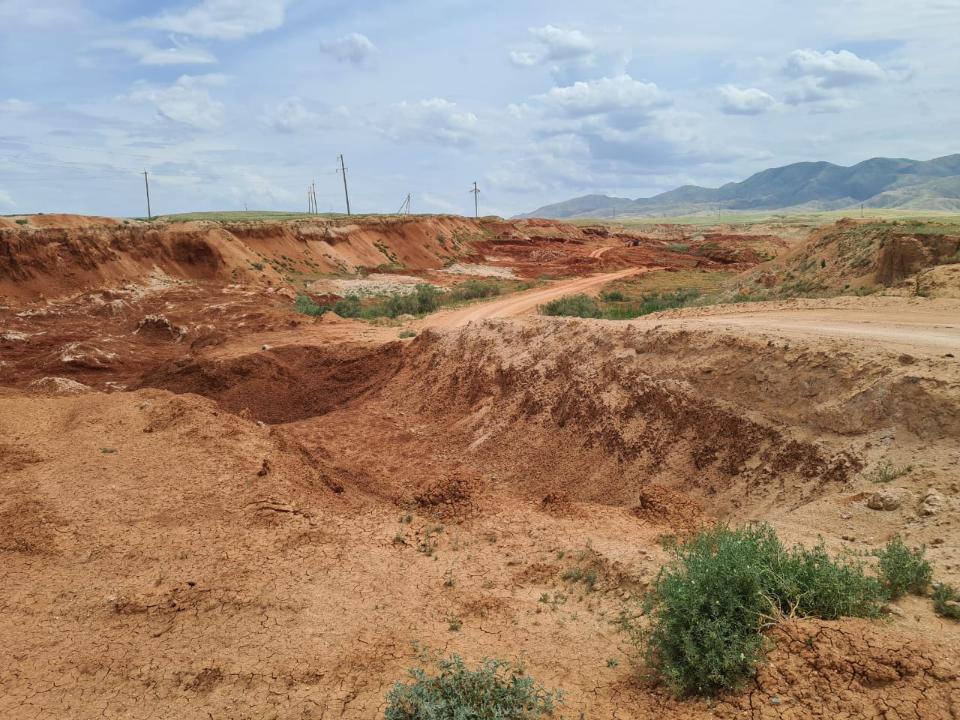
left=1, top=330, right=29, bottom=341
left=867, top=489, right=904, bottom=511
left=134, top=314, right=186, bottom=342
left=59, top=342, right=117, bottom=369
left=27, top=376, right=93, bottom=396
left=919, top=488, right=945, bottom=516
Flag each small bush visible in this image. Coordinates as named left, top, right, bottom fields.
left=540, top=293, right=601, bottom=318
left=294, top=294, right=325, bottom=316
left=600, top=289, right=626, bottom=302
left=447, top=280, right=502, bottom=302
left=862, top=460, right=912, bottom=484
left=932, top=583, right=960, bottom=620
left=383, top=284, right=440, bottom=317
left=666, top=243, right=689, bottom=253
left=874, top=537, right=932, bottom=600
left=399, top=330, right=417, bottom=339
left=641, top=524, right=886, bottom=697
left=15, top=218, right=29, bottom=225
left=384, top=655, right=561, bottom=720
left=331, top=295, right=362, bottom=318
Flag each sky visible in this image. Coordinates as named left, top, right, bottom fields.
left=0, top=0, right=958, bottom=217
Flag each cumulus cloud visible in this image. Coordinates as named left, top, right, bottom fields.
left=319, top=32, right=377, bottom=66
left=510, top=25, right=594, bottom=67
left=136, top=0, right=286, bottom=41
left=383, top=98, right=477, bottom=146
left=784, top=49, right=887, bottom=88
left=719, top=85, right=777, bottom=115
left=264, top=96, right=349, bottom=133
left=536, top=75, right=669, bottom=118
left=128, top=74, right=226, bottom=130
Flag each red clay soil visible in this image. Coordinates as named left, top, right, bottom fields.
left=3, top=214, right=960, bottom=719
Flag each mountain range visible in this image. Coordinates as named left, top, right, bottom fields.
left=521, top=154, right=960, bottom=219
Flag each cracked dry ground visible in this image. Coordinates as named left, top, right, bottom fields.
left=2, top=297, right=960, bottom=718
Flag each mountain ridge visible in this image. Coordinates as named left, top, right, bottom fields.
left=521, top=154, right=960, bottom=218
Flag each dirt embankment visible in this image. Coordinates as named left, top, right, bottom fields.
left=740, top=218, right=960, bottom=297
left=0, top=215, right=627, bottom=301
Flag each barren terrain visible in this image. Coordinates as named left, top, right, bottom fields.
left=1, top=213, right=959, bottom=719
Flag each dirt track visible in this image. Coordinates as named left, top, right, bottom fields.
left=645, top=298, right=960, bottom=355
left=423, top=267, right=647, bottom=327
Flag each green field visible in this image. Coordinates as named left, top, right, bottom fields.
left=570, top=209, right=960, bottom=229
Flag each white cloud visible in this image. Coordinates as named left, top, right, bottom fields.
left=719, top=85, right=777, bottom=115
left=128, top=74, right=226, bottom=130
left=319, top=32, right=377, bottom=66
left=536, top=75, right=669, bottom=117
left=0, top=99, right=34, bottom=113
left=784, top=49, right=887, bottom=88
left=136, top=0, right=286, bottom=41
left=384, top=99, right=477, bottom=146
left=93, top=38, right=217, bottom=66
left=510, top=25, right=594, bottom=67
left=264, top=97, right=349, bottom=133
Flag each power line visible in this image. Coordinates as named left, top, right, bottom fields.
left=397, top=193, right=411, bottom=215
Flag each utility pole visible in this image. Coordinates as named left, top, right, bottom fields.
left=397, top=193, right=412, bottom=215
left=861, top=203, right=864, bottom=218
left=470, top=181, right=480, bottom=218
left=142, top=171, right=152, bottom=219
left=311, top=181, right=318, bottom=214
left=338, top=154, right=351, bottom=215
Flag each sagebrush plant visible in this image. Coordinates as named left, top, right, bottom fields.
left=932, top=583, right=960, bottom=620
left=874, top=537, right=932, bottom=599
left=384, top=655, right=561, bottom=720
left=640, top=524, right=886, bottom=697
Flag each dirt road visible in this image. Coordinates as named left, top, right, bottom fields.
left=645, top=300, right=960, bottom=355
left=423, top=267, right=648, bottom=328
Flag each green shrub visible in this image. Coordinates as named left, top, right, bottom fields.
left=15, top=218, right=28, bottom=225
left=294, top=294, right=326, bottom=316
left=600, top=289, right=626, bottom=302
left=641, top=524, right=886, bottom=697
left=399, top=330, right=417, bottom=339
left=385, top=655, right=561, bottom=720
left=666, top=243, right=689, bottom=253
left=932, top=583, right=960, bottom=620
left=447, top=280, right=502, bottom=302
left=332, top=295, right=362, bottom=318
left=540, top=294, right=601, bottom=318
left=383, top=284, right=440, bottom=317
left=874, top=537, right=932, bottom=600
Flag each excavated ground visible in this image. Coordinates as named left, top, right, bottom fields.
left=2, top=215, right=960, bottom=719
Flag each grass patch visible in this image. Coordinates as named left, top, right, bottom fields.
left=385, top=655, right=561, bottom=720
left=639, top=524, right=887, bottom=697
left=932, top=583, right=960, bottom=620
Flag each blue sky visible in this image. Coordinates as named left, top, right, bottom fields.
left=0, top=0, right=958, bottom=217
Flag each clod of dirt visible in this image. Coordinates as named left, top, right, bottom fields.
left=58, top=342, right=117, bottom=369
left=27, top=376, right=93, bottom=396
left=867, top=489, right=903, bottom=511
left=135, top=314, right=186, bottom=342
left=919, top=489, right=945, bottom=516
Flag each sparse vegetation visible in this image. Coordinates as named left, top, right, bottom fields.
left=540, top=288, right=702, bottom=320
left=384, top=655, right=561, bottom=720
left=399, top=329, right=417, bottom=338
left=932, top=583, right=960, bottom=620
left=15, top=218, right=28, bottom=225
left=639, top=524, right=886, bottom=697
left=862, top=460, right=913, bottom=484
left=874, top=537, right=932, bottom=600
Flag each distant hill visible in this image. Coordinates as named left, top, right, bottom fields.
left=521, top=155, right=960, bottom=219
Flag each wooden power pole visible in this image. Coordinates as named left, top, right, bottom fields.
left=338, top=154, right=351, bottom=215
left=470, top=181, right=480, bottom=218
left=142, top=171, right=152, bottom=219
